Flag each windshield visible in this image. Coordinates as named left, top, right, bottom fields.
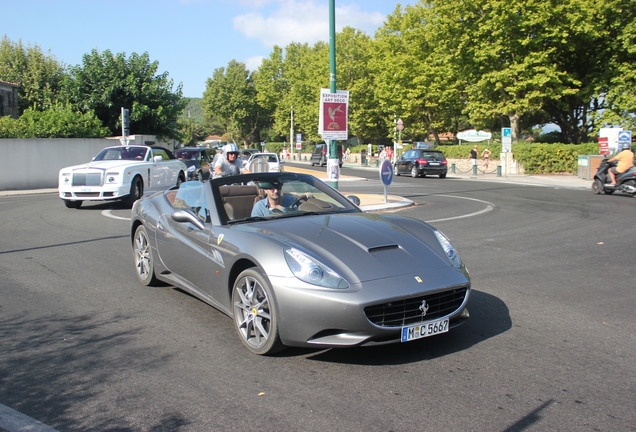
left=175, top=150, right=202, bottom=161
left=211, top=173, right=361, bottom=224
left=94, top=146, right=148, bottom=161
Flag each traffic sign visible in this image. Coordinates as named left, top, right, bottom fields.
left=380, top=159, right=393, bottom=186
left=502, top=127, right=512, bottom=152
left=397, top=118, right=404, bottom=131
left=296, top=133, right=302, bottom=143
left=618, top=130, right=632, bottom=150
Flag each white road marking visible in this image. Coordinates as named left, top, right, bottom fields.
left=102, top=209, right=130, bottom=221
left=425, top=194, right=495, bottom=223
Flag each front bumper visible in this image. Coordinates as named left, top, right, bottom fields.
left=269, top=267, right=470, bottom=348
left=59, top=184, right=130, bottom=201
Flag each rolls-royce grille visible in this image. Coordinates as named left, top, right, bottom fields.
left=365, top=287, right=468, bottom=327
left=72, top=173, right=102, bottom=187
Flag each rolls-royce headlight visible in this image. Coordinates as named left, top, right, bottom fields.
left=105, top=172, right=120, bottom=184
left=284, top=248, right=349, bottom=289
left=434, top=230, right=462, bottom=268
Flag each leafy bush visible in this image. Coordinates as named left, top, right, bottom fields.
left=438, top=143, right=598, bottom=174
left=0, top=105, right=109, bottom=138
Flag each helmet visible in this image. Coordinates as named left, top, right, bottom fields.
left=223, top=143, right=239, bottom=157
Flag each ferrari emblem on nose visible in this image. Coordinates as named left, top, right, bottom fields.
left=419, top=300, right=429, bottom=317
left=415, top=276, right=422, bottom=283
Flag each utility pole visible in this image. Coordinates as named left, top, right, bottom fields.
left=290, top=106, right=294, bottom=159
left=328, top=0, right=338, bottom=189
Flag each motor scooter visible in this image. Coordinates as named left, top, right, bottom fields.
left=592, top=158, right=636, bottom=196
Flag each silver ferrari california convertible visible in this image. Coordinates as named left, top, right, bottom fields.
left=130, top=172, right=470, bottom=355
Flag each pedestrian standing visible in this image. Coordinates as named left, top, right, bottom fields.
left=481, top=148, right=491, bottom=170
left=469, top=145, right=478, bottom=168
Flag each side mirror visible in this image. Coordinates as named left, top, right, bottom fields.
left=171, top=209, right=205, bottom=230
left=153, top=155, right=163, bottom=162
left=347, top=195, right=361, bottom=206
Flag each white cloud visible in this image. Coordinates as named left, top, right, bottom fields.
left=245, top=55, right=265, bottom=71
left=232, top=0, right=385, bottom=48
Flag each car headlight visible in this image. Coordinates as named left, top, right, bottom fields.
left=284, top=248, right=349, bottom=289
left=434, top=230, right=462, bottom=268
left=105, top=172, right=120, bottom=184
left=187, top=165, right=196, bottom=172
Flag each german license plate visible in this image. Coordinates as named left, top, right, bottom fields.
left=81, top=188, right=92, bottom=192
left=430, top=162, right=440, bottom=166
left=401, top=318, right=449, bottom=342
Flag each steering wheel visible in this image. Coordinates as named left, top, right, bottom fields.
left=289, top=195, right=309, bottom=210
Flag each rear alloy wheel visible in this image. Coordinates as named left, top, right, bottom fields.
left=592, top=179, right=604, bottom=195
left=64, top=200, right=82, bottom=209
left=411, top=166, right=419, bottom=178
left=124, top=176, right=143, bottom=208
left=439, top=173, right=447, bottom=179
left=232, top=268, right=284, bottom=355
left=133, top=225, right=159, bottom=286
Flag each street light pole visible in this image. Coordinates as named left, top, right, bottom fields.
left=328, top=0, right=338, bottom=189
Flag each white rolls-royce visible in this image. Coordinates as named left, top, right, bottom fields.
left=59, top=145, right=187, bottom=209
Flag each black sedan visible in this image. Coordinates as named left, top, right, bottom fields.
left=394, top=149, right=448, bottom=178
left=175, top=147, right=218, bottom=181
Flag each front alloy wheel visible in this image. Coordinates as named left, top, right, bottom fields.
left=232, top=268, right=284, bottom=355
left=133, top=225, right=158, bottom=286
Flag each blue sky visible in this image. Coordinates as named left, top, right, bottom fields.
left=4, top=0, right=416, bottom=98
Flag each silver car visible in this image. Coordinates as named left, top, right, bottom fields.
left=131, top=172, right=470, bottom=355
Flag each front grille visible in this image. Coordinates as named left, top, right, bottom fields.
left=75, top=192, right=100, bottom=197
left=72, top=173, right=102, bottom=187
left=365, top=287, right=468, bottom=327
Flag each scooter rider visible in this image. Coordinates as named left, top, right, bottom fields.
left=607, top=145, right=635, bottom=186
left=214, top=143, right=250, bottom=178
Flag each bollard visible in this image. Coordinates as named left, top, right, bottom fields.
left=497, top=165, right=502, bottom=177
left=375, top=159, right=379, bottom=167
left=473, top=164, right=477, bottom=175
left=304, top=155, right=307, bottom=162
left=451, top=163, right=456, bottom=173
left=293, top=155, right=296, bottom=161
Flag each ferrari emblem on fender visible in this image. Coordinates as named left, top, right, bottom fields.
left=419, top=300, right=429, bottom=317
left=415, top=276, right=422, bottom=283
left=217, top=234, right=224, bottom=245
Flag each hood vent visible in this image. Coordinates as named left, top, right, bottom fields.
left=368, top=244, right=399, bottom=254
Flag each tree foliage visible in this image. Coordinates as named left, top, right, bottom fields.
left=0, top=35, right=66, bottom=112
left=202, top=60, right=264, bottom=145
left=61, top=49, right=185, bottom=140
left=0, top=104, right=109, bottom=138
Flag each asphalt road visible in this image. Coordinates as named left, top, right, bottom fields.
left=0, top=169, right=634, bottom=432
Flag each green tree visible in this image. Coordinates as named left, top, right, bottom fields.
left=373, top=4, right=466, bottom=145
left=336, top=27, right=387, bottom=145
left=0, top=35, right=66, bottom=112
left=590, top=0, right=636, bottom=132
left=202, top=60, right=264, bottom=146
left=0, top=104, right=109, bottom=138
left=61, top=49, right=185, bottom=140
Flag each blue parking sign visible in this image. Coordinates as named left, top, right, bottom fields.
left=618, top=130, right=632, bottom=150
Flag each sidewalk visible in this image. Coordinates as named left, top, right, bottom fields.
left=0, top=162, right=594, bottom=212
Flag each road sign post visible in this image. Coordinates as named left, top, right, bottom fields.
left=379, top=159, right=393, bottom=203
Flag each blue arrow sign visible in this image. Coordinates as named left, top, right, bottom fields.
left=380, top=159, right=393, bottom=186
